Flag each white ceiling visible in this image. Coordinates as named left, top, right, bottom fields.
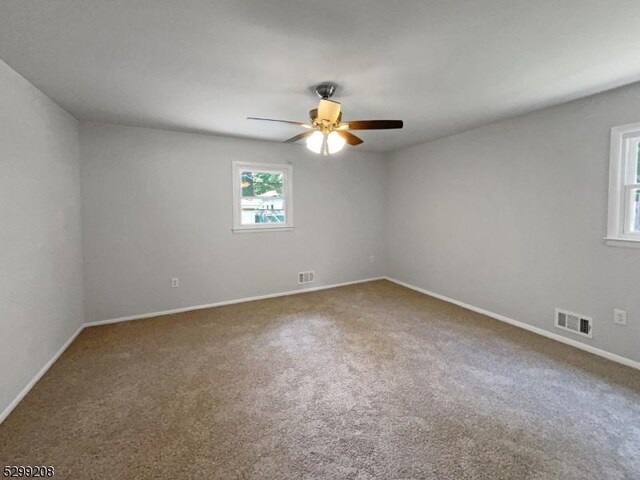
left=2, top=0, right=640, bottom=152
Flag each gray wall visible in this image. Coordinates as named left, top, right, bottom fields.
left=0, top=60, right=84, bottom=416
left=80, top=122, right=387, bottom=323
left=387, top=82, right=640, bottom=363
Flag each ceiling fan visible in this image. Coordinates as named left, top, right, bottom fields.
left=247, top=84, right=403, bottom=155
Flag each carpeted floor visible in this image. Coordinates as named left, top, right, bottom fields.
left=1, top=280, right=639, bottom=479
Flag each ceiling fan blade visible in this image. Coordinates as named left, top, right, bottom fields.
left=247, top=117, right=312, bottom=128
left=317, top=99, right=341, bottom=124
left=343, top=120, right=403, bottom=130
left=336, top=130, right=363, bottom=146
left=284, top=131, right=314, bottom=143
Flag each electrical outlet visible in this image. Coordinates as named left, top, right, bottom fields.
left=369, top=256, right=375, bottom=264
left=171, top=277, right=179, bottom=288
left=614, top=309, right=627, bottom=325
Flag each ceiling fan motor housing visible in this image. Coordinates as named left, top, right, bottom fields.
left=309, top=108, right=342, bottom=124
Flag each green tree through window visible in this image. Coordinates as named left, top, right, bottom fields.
left=241, top=171, right=283, bottom=196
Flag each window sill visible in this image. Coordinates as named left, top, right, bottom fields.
left=232, top=226, right=294, bottom=234
left=604, top=237, right=640, bottom=248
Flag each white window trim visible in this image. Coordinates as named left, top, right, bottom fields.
left=232, top=161, right=294, bottom=233
left=606, top=122, right=640, bottom=247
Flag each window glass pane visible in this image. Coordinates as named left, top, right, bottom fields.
left=632, top=188, right=640, bottom=233
left=241, top=197, right=285, bottom=225
left=241, top=171, right=284, bottom=197
left=637, top=141, right=640, bottom=183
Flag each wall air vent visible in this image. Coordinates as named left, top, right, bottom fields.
left=555, top=308, right=593, bottom=338
left=298, top=271, right=315, bottom=285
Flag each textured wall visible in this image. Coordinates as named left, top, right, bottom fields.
left=0, top=59, right=84, bottom=417
left=387, top=82, right=640, bottom=363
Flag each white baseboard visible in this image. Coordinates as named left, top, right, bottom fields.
left=5, top=274, right=636, bottom=427
left=385, top=277, right=640, bottom=371
left=0, top=324, right=85, bottom=425
left=85, top=276, right=385, bottom=327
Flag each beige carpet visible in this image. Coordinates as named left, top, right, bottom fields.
left=1, top=280, right=639, bottom=479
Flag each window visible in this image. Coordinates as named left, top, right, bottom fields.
left=232, top=161, right=293, bottom=232
left=607, top=122, right=640, bottom=246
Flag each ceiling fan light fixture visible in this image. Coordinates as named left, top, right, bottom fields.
left=306, top=131, right=345, bottom=155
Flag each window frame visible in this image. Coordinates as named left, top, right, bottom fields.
left=606, top=122, right=640, bottom=247
left=231, top=161, right=294, bottom=233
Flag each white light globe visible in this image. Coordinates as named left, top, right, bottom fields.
left=327, top=132, right=346, bottom=154
left=306, top=131, right=324, bottom=154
